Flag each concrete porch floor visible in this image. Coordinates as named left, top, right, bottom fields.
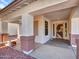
left=30, top=39, right=76, bottom=59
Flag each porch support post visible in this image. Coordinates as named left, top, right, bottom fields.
left=69, top=7, right=79, bottom=59
left=20, top=14, right=35, bottom=54
left=70, top=8, right=79, bottom=47
left=1, top=22, right=8, bottom=42
left=0, top=22, right=2, bottom=42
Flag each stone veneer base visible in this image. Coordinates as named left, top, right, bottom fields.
left=20, top=36, right=35, bottom=52
left=71, top=34, right=79, bottom=46
left=76, top=39, right=79, bottom=59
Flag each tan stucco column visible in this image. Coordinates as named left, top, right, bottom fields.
left=70, top=7, right=79, bottom=47
left=0, top=21, right=2, bottom=42
left=69, top=7, right=79, bottom=59
left=1, top=22, right=8, bottom=42
left=20, top=14, right=35, bottom=54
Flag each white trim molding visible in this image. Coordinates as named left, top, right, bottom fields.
left=23, top=49, right=33, bottom=55
left=72, top=44, right=77, bottom=48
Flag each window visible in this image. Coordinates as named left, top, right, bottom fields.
left=65, top=23, right=67, bottom=37
left=53, top=24, right=55, bottom=36
left=45, top=21, right=48, bottom=35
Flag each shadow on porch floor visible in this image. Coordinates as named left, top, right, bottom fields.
left=30, top=39, right=76, bottom=59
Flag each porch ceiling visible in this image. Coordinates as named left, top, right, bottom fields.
left=30, top=0, right=79, bottom=16
left=44, top=8, right=72, bottom=20
left=4, top=16, right=22, bottom=24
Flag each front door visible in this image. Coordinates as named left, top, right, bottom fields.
left=52, top=21, right=68, bottom=39
left=56, top=23, right=64, bottom=39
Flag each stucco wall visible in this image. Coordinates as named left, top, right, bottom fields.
left=0, top=21, right=8, bottom=34
left=20, top=14, right=33, bottom=36
left=71, top=7, right=79, bottom=34
left=35, top=16, right=52, bottom=44
left=8, top=23, right=19, bottom=35
left=71, top=18, right=79, bottom=34
left=2, top=22, right=8, bottom=33
left=34, top=21, right=38, bottom=36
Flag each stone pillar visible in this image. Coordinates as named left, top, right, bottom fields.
left=20, top=14, right=35, bottom=54
left=69, top=7, right=79, bottom=59
left=2, top=22, right=8, bottom=42
left=70, top=7, right=79, bottom=47
left=0, top=22, right=2, bottom=43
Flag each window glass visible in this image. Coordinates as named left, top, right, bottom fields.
left=45, top=21, right=48, bottom=35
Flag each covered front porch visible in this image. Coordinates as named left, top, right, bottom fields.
left=0, top=0, right=79, bottom=59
